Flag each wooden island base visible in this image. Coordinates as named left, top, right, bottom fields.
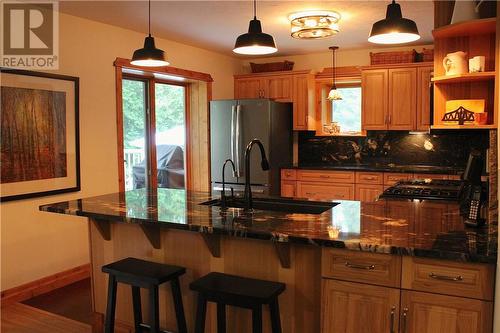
left=88, top=221, right=322, bottom=333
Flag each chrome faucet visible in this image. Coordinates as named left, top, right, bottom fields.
left=221, top=159, right=236, bottom=210
left=244, top=139, right=269, bottom=212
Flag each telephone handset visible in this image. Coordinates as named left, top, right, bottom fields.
left=461, top=184, right=486, bottom=227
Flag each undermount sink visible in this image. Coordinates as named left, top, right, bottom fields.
left=200, top=197, right=338, bottom=214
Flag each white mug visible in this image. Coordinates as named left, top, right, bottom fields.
left=469, top=56, right=486, bottom=73
left=443, top=51, right=468, bottom=76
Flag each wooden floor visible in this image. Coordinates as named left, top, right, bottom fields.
left=1, top=303, right=91, bottom=333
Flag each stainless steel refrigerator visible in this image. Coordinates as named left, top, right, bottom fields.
left=210, top=99, right=292, bottom=196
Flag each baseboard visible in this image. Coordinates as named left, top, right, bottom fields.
left=1, top=263, right=91, bottom=307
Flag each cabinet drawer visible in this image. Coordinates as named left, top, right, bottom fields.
left=297, top=182, right=354, bottom=200
left=281, top=169, right=297, bottom=180
left=413, top=173, right=449, bottom=180
left=402, top=257, right=495, bottom=300
left=322, top=248, right=401, bottom=288
left=297, top=170, right=355, bottom=183
left=383, top=172, right=412, bottom=186
left=355, top=172, right=383, bottom=184
left=280, top=180, right=296, bottom=198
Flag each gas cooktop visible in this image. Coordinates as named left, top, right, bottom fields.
left=380, top=179, right=463, bottom=201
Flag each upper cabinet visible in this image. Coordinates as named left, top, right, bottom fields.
left=361, top=63, right=433, bottom=131
left=234, top=70, right=315, bottom=131
left=432, top=18, right=497, bottom=129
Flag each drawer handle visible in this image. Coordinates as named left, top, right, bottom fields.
left=305, top=192, right=316, bottom=196
left=319, top=175, right=331, bottom=178
left=364, top=176, right=376, bottom=180
left=390, top=306, right=396, bottom=333
left=345, top=262, right=375, bottom=270
left=428, top=272, right=463, bottom=282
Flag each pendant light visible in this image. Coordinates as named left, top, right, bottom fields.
left=368, top=0, right=420, bottom=45
left=233, top=0, right=277, bottom=55
left=327, top=46, right=342, bottom=101
left=131, top=0, right=169, bottom=67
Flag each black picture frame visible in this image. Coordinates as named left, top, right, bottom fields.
left=0, top=68, right=80, bottom=202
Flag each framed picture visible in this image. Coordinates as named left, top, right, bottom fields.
left=0, top=69, right=80, bottom=201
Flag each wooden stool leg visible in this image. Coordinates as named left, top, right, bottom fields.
left=131, top=286, right=142, bottom=333
left=269, top=299, right=282, bottom=333
left=148, top=285, right=160, bottom=333
left=170, top=277, right=187, bottom=333
left=194, top=294, right=207, bottom=333
left=104, top=275, right=117, bottom=333
left=216, top=303, right=226, bottom=333
left=252, top=306, right=263, bottom=333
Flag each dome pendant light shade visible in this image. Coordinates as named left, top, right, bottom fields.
left=368, top=0, right=420, bottom=45
left=131, top=35, right=170, bottom=67
left=233, top=0, right=277, bottom=55
left=130, top=0, right=169, bottom=67
left=327, top=46, right=342, bottom=101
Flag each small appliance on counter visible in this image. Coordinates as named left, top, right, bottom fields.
left=380, top=152, right=488, bottom=227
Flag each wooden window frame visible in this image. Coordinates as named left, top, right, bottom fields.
left=114, top=58, right=213, bottom=192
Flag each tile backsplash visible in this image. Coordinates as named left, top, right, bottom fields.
left=298, top=130, right=490, bottom=168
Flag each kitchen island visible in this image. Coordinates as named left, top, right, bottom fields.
left=40, top=189, right=497, bottom=332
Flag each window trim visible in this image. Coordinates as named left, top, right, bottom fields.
left=114, top=58, right=212, bottom=192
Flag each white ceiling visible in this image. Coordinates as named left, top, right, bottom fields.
left=59, top=1, right=434, bottom=57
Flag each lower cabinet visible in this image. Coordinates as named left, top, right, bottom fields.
left=297, top=182, right=355, bottom=200
left=400, top=291, right=493, bottom=333
left=355, top=184, right=384, bottom=201
left=322, top=279, right=400, bottom=333
left=280, top=180, right=296, bottom=197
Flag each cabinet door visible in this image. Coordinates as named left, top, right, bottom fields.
left=388, top=68, right=416, bottom=130
left=362, top=69, right=388, bottom=130
left=416, top=66, right=433, bottom=130
left=266, top=75, right=293, bottom=101
left=234, top=78, right=262, bottom=99
left=355, top=184, right=384, bottom=202
left=400, top=290, right=493, bottom=333
left=293, top=74, right=313, bottom=130
left=281, top=180, right=296, bottom=197
left=297, top=182, right=354, bottom=200
left=322, top=279, right=400, bottom=333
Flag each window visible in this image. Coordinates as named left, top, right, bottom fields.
left=331, top=86, right=362, bottom=134
left=121, top=75, right=187, bottom=191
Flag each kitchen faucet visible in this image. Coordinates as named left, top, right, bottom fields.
left=244, top=139, right=269, bottom=212
left=220, top=159, right=236, bottom=210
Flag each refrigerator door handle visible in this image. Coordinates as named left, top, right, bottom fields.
left=230, top=105, right=237, bottom=177
left=235, top=104, right=242, bottom=177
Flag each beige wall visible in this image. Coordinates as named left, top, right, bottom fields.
left=239, top=44, right=434, bottom=73
left=0, top=12, right=240, bottom=291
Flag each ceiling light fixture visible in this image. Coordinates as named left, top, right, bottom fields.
left=368, top=0, right=420, bottom=44
left=289, top=11, right=341, bottom=39
left=327, top=46, right=342, bottom=101
left=130, top=0, right=169, bottom=67
left=233, top=0, right=277, bottom=55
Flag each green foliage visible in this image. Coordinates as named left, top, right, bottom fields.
left=122, top=79, right=185, bottom=148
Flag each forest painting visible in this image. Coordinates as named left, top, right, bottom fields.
left=1, top=86, right=67, bottom=183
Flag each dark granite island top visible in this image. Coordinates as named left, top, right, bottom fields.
left=40, top=188, right=497, bottom=264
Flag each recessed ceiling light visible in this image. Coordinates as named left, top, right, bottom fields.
left=289, top=10, right=341, bottom=39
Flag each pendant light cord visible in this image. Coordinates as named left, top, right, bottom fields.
left=332, top=48, right=336, bottom=89
left=253, top=0, right=257, bottom=20
left=148, top=0, right=151, bottom=36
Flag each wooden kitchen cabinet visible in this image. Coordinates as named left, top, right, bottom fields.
left=355, top=184, right=384, bottom=202
left=297, top=182, right=354, bottom=200
left=361, top=63, right=433, bottom=131
left=322, top=279, right=400, bottom=333
left=416, top=66, right=433, bottom=130
left=234, top=77, right=263, bottom=98
left=234, top=70, right=315, bottom=130
left=400, top=290, right=493, bottom=333
left=388, top=68, right=416, bottom=130
left=361, top=69, right=388, bottom=130
left=280, top=180, right=296, bottom=197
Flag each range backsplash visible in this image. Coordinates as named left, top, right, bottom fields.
left=298, top=131, right=490, bottom=168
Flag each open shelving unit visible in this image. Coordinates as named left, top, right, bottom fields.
left=431, top=18, right=497, bottom=130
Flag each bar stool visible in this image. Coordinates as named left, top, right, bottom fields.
left=102, top=257, right=187, bottom=333
left=190, top=272, right=286, bottom=333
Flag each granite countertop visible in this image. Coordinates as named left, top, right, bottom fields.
left=39, top=188, right=496, bottom=264
left=286, top=164, right=465, bottom=175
